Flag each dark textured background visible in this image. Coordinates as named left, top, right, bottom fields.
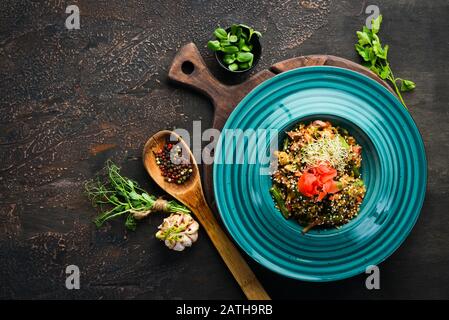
left=1, top=0, right=448, bottom=299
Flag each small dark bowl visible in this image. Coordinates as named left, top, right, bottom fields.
left=215, top=27, right=262, bottom=74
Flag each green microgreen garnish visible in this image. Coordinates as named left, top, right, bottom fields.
left=85, top=160, right=190, bottom=230
left=208, top=24, right=262, bottom=71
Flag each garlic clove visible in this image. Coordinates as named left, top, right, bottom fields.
left=165, top=239, right=176, bottom=249
left=172, top=242, right=185, bottom=251
left=188, top=232, right=198, bottom=243
left=186, top=221, right=199, bottom=234
left=179, top=234, right=192, bottom=247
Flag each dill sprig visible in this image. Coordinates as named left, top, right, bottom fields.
left=85, top=160, right=190, bottom=230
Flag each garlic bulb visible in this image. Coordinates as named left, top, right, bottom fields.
left=155, top=212, right=199, bottom=251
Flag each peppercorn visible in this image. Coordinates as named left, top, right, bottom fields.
left=154, top=141, right=193, bottom=185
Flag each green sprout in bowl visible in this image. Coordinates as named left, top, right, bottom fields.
left=208, top=24, right=262, bottom=72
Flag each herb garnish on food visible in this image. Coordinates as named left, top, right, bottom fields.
left=85, top=160, right=190, bottom=230
left=208, top=24, right=262, bottom=71
left=355, top=15, right=415, bottom=108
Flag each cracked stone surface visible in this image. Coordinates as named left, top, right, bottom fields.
left=1, top=0, right=449, bottom=299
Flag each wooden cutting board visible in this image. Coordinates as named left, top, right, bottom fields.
left=168, top=42, right=394, bottom=210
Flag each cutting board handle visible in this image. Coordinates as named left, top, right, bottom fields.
left=168, top=43, right=230, bottom=104
left=168, top=42, right=274, bottom=132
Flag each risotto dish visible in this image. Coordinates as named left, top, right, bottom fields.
left=271, top=120, right=366, bottom=233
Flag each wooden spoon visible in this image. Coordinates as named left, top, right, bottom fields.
left=143, top=130, right=270, bottom=300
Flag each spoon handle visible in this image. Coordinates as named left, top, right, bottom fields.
left=192, top=197, right=270, bottom=300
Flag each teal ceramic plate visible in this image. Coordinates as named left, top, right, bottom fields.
left=213, top=66, right=427, bottom=281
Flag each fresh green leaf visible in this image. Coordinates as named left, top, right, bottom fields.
left=223, top=54, right=236, bottom=64
left=400, top=79, right=416, bottom=92
left=228, top=63, right=239, bottom=71
left=214, top=28, right=228, bottom=40
left=235, top=27, right=242, bottom=38
left=238, top=37, right=245, bottom=50
left=239, top=62, right=250, bottom=70
left=371, top=39, right=381, bottom=56
left=379, top=65, right=390, bottom=79
left=357, top=31, right=371, bottom=46
left=220, top=40, right=231, bottom=47
left=207, top=40, right=221, bottom=51
left=372, top=39, right=387, bottom=59
left=365, top=46, right=376, bottom=62
left=248, top=56, right=254, bottom=67
left=253, top=30, right=262, bottom=38
left=129, top=191, right=140, bottom=200
left=371, top=15, right=382, bottom=34
left=221, top=46, right=239, bottom=53
left=355, top=44, right=371, bottom=62
left=230, top=24, right=238, bottom=35
left=236, top=52, right=253, bottom=63
left=369, top=64, right=380, bottom=74
left=362, top=26, right=372, bottom=39
left=241, top=44, right=252, bottom=52
left=355, top=43, right=366, bottom=56
left=239, top=24, right=262, bottom=41
left=248, top=29, right=255, bottom=41
left=382, top=44, right=389, bottom=59
left=229, top=35, right=238, bottom=42
left=238, top=23, right=251, bottom=30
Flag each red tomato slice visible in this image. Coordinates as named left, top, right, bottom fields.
left=298, top=164, right=339, bottom=200
left=315, top=164, right=337, bottom=184
left=324, top=180, right=340, bottom=194
left=298, top=172, right=318, bottom=197
left=317, top=191, right=327, bottom=201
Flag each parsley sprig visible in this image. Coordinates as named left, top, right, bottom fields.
left=355, top=15, right=415, bottom=108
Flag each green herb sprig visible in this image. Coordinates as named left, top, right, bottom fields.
left=208, top=24, right=262, bottom=71
left=85, top=160, right=190, bottom=230
left=355, top=15, right=415, bottom=108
